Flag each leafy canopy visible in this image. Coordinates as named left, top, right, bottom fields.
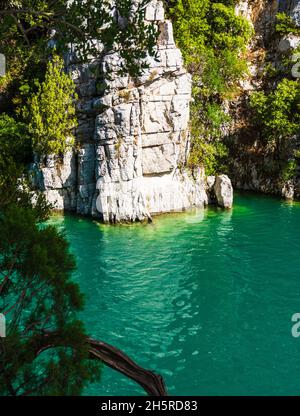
left=250, top=78, right=300, bottom=142
left=23, top=55, right=77, bottom=155
left=0, top=0, right=158, bottom=76
left=167, top=0, right=252, bottom=96
left=250, top=78, right=300, bottom=182
left=275, top=12, right=300, bottom=36
left=0, top=114, right=39, bottom=212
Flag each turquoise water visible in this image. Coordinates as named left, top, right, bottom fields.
left=49, top=193, right=300, bottom=396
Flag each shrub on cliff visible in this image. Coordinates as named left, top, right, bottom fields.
left=167, top=0, right=252, bottom=93
left=23, top=55, right=77, bottom=156
left=250, top=79, right=300, bottom=143
left=250, top=78, right=300, bottom=182
left=166, top=0, right=252, bottom=174
left=276, top=12, right=300, bottom=36
left=0, top=113, right=51, bottom=218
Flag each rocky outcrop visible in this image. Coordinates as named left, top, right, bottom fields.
left=206, top=175, right=233, bottom=209
left=31, top=0, right=212, bottom=222
left=32, top=152, right=77, bottom=211
left=213, top=175, right=234, bottom=209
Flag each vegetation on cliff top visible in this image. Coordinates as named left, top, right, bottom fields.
left=0, top=0, right=158, bottom=76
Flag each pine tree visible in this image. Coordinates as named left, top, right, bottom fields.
left=24, top=55, right=77, bottom=156
left=0, top=204, right=102, bottom=395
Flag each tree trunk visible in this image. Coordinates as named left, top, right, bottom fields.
left=34, top=332, right=168, bottom=396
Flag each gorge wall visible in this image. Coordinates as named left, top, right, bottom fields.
left=31, top=0, right=300, bottom=213
left=31, top=0, right=214, bottom=222
left=229, top=0, right=300, bottom=200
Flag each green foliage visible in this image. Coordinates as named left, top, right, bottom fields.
left=188, top=139, right=229, bottom=176
left=0, top=113, right=30, bottom=162
left=0, top=0, right=158, bottom=77
left=250, top=79, right=300, bottom=183
left=0, top=64, right=100, bottom=397
left=275, top=12, right=300, bottom=36
left=168, top=0, right=251, bottom=96
left=281, top=159, right=298, bottom=181
left=0, top=114, right=38, bottom=212
left=188, top=100, right=230, bottom=174
left=23, top=55, right=77, bottom=155
left=167, top=0, right=252, bottom=174
left=250, top=79, right=300, bottom=142
left=0, top=205, right=101, bottom=395
left=0, top=112, right=51, bottom=220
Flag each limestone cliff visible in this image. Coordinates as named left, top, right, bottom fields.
left=31, top=0, right=213, bottom=222
left=229, top=0, right=300, bottom=200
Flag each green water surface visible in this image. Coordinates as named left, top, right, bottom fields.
left=49, top=193, right=300, bottom=395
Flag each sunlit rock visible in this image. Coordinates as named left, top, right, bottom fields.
left=214, top=175, right=233, bottom=209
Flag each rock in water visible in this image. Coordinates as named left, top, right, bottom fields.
left=84, top=0, right=208, bottom=222
left=282, top=181, right=295, bottom=200
left=31, top=0, right=209, bottom=222
left=213, top=175, right=233, bottom=209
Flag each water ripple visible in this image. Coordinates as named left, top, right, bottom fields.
left=49, top=193, right=300, bottom=396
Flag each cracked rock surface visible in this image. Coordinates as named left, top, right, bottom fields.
left=31, top=0, right=209, bottom=222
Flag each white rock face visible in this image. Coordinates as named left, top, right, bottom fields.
left=206, top=175, right=216, bottom=190
left=278, top=35, right=300, bottom=52
left=30, top=151, right=77, bottom=211
left=282, top=180, right=295, bottom=200
left=213, top=175, right=233, bottom=209
left=32, top=0, right=211, bottom=222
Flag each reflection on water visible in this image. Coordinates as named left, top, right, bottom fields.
left=49, top=193, right=300, bottom=395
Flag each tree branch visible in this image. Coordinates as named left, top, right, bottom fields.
left=11, top=14, right=30, bottom=46
left=34, top=332, right=168, bottom=396
left=88, top=337, right=167, bottom=396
